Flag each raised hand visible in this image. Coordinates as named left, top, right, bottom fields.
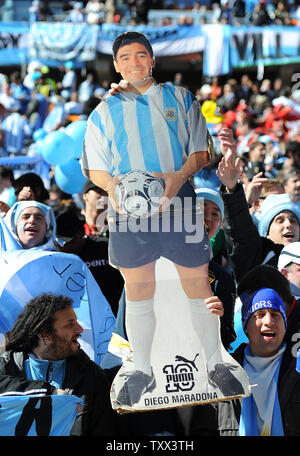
left=216, top=128, right=242, bottom=191
left=245, top=172, right=268, bottom=205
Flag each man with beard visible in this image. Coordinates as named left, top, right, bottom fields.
left=0, top=293, right=115, bottom=435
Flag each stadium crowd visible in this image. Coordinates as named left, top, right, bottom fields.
left=0, top=8, right=299, bottom=436
left=2, top=0, right=299, bottom=26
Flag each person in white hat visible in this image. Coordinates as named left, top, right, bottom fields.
left=278, top=241, right=300, bottom=299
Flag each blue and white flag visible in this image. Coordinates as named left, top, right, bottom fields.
left=0, top=22, right=29, bottom=66
left=0, top=250, right=116, bottom=365
left=0, top=155, right=50, bottom=186
left=29, top=22, right=98, bottom=64
left=0, top=217, right=22, bottom=252
left=0, top=393, right=83, bottom=436
left=202, top=24, right=232, bottom=77
left=98, top=23, right=205, bottom=57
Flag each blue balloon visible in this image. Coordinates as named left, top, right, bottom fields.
left=64, top=120, right=87, bottom=159
left=55, top=158, right=87, bottom=194
left=35, top=139, right=44, bottom=156
left=33, top=128, right=47, bottom=142
left=41, top=130, right=75, bottom=166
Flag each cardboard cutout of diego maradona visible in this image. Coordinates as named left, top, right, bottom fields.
left=106, top=193, right=251, bottom=414
left=82, top=31, right=251, bottom=414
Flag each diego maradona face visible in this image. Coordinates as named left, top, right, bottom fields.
left=114, top=42, right=155, bottom=92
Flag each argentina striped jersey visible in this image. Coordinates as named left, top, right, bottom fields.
left=82, top=82, right=208, bottom=176
left=1, top=113, right=32, bottom=154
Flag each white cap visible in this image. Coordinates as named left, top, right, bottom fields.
left=278, top=242, right=300, bottom=270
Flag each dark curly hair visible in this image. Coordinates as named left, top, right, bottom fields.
left=5, top=293, right=73, bottom=352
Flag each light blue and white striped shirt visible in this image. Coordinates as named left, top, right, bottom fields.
left=82, top=81, right=208, bottom=177
left=1, top=112, right=32, bottom=154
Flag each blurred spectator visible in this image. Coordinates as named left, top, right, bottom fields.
left=173, top=72, right=188, bottom=89
left=0, top=166, right=16, bottom=207
left=42, top=94, right=66, bottom=133
left=210, top=77, right=222, bottom=101
left=39, top=0, right=54, bottom=21
left=78, top=73, right=95, bottom=104
left=86, top=0, right=106, bottom=24
left=217, top=82, right=238, bottom=112
left=274, top=0, right=290, bottom=25
left=26, top=89, right=49, bottom=132
left=29, top=0, right=42, bottom=22
left=273, top=78, right=285, bottom=98
left=9, top=72, right=31, bottom=115
left=248, top=82, right=262, bottom=110
left=48, top=183, right=72, bottom=209
left=219, top=1, right=233, bottom=25
left=196, top=83, right=212, bottom=102
left=0, top=81, right=18, bottom=112
left=211, top=3, right=222, bottom=22
left=236, top=118, right=256, bottom=155
left=260, top=79, right=275, bottom=102
left=64, top=92, right=84, bottom=116
left=236, top=75, right=253, bottom=103
left=81, top=179, right=108, bottom=237
left=65, top=1, right=86, bottom=22
left=282, top=141, right=300, bottom=169
left=23, top=61, right=42, bottom=91
left=1, top=102, right=32, bottom=156
left=231, top=102, right=252, bottom=137
left=232, top=0, right=245, bottom=18
left=105, top=0, right=116, bottom=23
left=38, top=66, right=58, bottom=97
left=13, top=172, right=49, bottom=204
left=250, top=1, right=272, bottom=25
left=243, top=141, right=267, bottom=181
left=57, top=62, right=77, bottom=101
left=281, top=166, right=300, bottom=205
left=251, top=95, right=269, bottom=119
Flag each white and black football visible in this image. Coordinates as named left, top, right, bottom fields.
left=115, top=170, right=165, bottom=218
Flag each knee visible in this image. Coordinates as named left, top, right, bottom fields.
left=125, top=280, right=156, bottom=301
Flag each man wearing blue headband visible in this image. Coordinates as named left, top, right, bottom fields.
left=213, top=287, right=300, bottom=436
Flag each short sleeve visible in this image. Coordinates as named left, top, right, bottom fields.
left=81, top=106, right=113, bottom=174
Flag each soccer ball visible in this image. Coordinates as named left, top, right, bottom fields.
left=115, top=170, right=165, bottom=218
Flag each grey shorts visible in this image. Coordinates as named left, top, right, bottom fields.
left=108, top=181, right=212, bottom=269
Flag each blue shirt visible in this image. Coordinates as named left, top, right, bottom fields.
left=24, top=353, right=66, bottom=390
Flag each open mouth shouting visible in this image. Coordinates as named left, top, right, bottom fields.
left=261, top=330, right=276, bottom=342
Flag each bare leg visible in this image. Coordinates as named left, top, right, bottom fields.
left=120, top=261, right=156, bottom=301
left=174, top=262, right=212, bottom=299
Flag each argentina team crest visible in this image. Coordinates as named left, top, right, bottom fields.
left=165, top=107, right=177, bottom=121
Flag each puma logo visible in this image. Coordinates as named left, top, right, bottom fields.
left=175, top=353, right=199, bottom=371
